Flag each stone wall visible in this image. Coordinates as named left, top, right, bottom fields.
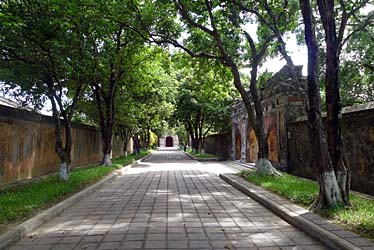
left=203, top=132, right=231, bottom=159
left=0, top=105, right=125, bottom=187
left=230, top=65, right=306, bottom=164
left=288, top=103, right=374, bottom=195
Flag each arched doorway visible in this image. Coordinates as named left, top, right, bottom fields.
left=166, top=136, right=173, bottom=147
left=247, top=128, right=258, bottom=162
left=268, top=129, right=278, bottom=162
left=235, top=133, right=241, bottom=160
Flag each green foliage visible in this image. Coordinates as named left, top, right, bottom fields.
left=238, top=170, right=374, bottom=240
left=149, top=131, right=158, bottom=149
left=0, top=151, right=150, bottom=227
left=173, top=56, right=234, bottom=135
left=339, top=21, right=374, bottom=106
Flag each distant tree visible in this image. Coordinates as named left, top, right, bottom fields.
left=173, top=58, right=234, bottom=153
left=115, top=47, right=177, bottom=153
left=132, top=0, right=301, bottom=175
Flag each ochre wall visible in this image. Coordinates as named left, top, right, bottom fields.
left=288, top=104, right=374, bottom=195
left=0, top=105, right=124, bottom=187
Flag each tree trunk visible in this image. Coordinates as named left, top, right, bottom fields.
left=191, top=138, right=200, bottom=154
left=317, top=0, right=351, bottom=206
left=300, top=0, right=344, bottom=210
left=54, top=119, right=69, bottom=181
left=228, top=61, right=279, bottom=175
left=101, top=100, right=113, bottom=166
left=63, top=119, right=72, bottom=172
left=102, top=128, right=113, bottom=166
left=133, top=134, right=140, bottom=155
left=92, top=83, right=115, bottom=166
left=255, top=128, right=277, bottom=175
left=47, top=82, right=69, bottom=181
left=123, top=140, right=128, bottom=157
left=146, top=128, right=151, bottom=149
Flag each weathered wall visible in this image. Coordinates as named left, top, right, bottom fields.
left=230, top=65, right=306, bottom=165
left=203, top=132, right=231, bottom=159
left=288, top=103, right=374, bottom=195
left=0, top=105, right=124, bottom=187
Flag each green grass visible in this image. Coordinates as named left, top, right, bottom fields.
left=0, top=150, right=150, bottom=228
left=112, top=150, right=150, bottom=167
left=186, top=149, right=218, bottom=158
left=238, top=170, right=374, bottom=240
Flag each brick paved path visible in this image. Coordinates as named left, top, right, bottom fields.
left=7, top=150, right=327, bottom=250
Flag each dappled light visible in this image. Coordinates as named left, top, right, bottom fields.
left=10, top=150, right=326, bottom=249
left=1, top=0, right=373, bottom=248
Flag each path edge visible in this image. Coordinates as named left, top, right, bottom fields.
left=183, top=151, right=224, bottom=162
left=0, top=153, right=150, bottom=250
left=220, top=173, right=365, bottom=250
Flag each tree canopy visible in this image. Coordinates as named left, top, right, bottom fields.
left=1, top=0, right=373, bottom=210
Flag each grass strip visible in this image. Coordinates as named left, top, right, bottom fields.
left=0, top=150, right=150, bottom=227
left=186, top=149, right=217, bottom=158
left=238, top=170, right=374, bottom=240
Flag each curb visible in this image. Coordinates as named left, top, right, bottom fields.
left=183, top=151, right=224, bottom=162
left=138, top=152, right=152, bottom=162
left=228, top=160, right=256, bottom=170
left=220, top=173, right=374, bottom=250
left=0, top=153, right=150, bottom=250
left=183, top=151, right=195, bottom=160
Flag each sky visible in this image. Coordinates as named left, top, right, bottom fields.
left=242, top=22, right=308, bottom=76
left=261, top=35, right=308, bottom=75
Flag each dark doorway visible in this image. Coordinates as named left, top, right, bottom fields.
left=166, top=136, right=173, bottom=147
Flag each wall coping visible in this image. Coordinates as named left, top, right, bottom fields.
left=0, top=104, right=98, bottom=131
left=289, top=101, right=374, bottom=123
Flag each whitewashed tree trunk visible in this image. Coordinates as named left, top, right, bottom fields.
left=103, top=154, right=112, bottom=166
left=323, top=170, right=343, bottom=204
left=310, top=170, right=343, bottom=210
left=59, top=162, right=69, bottom=181
left=256, top=158, right=282, bottom=176
left=124, top=151, right=128, bottom=157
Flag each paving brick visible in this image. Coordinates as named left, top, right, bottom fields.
left=98, top=241, right=121, bottom=249
left=144, top=240, right=166, bottom=248
left=6, top=151, right=327, bottom=250
left=189, top=240, right=211, bottom=249
left=167, top=240, right=188, bottom=248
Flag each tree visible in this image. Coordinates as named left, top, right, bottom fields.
left=299, top=0, right=372, bottom=209
left=73, top=0, right=148, bottom=166
left=115, top=46, right=177, bottom=153
left=336, top=6, right=374, bottom=107
left=0, top=0, right=90, bottom=180
left=173, top=57, right=233, bottom=153
left=299, top=0, right=340, bottom=210
left=339, top=15, right=374, bottom=105
left=134, top=0, right=302, bottom=175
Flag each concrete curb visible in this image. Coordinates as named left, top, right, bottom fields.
left=227, top=160, right=257, bottom=170
left=138, top=152, right=152, bottom=162
left=220, top=173, right=373, bottom=250
left=183, top=151, right=224, bottom=162
left=0, top=153, right=151, bottom=250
